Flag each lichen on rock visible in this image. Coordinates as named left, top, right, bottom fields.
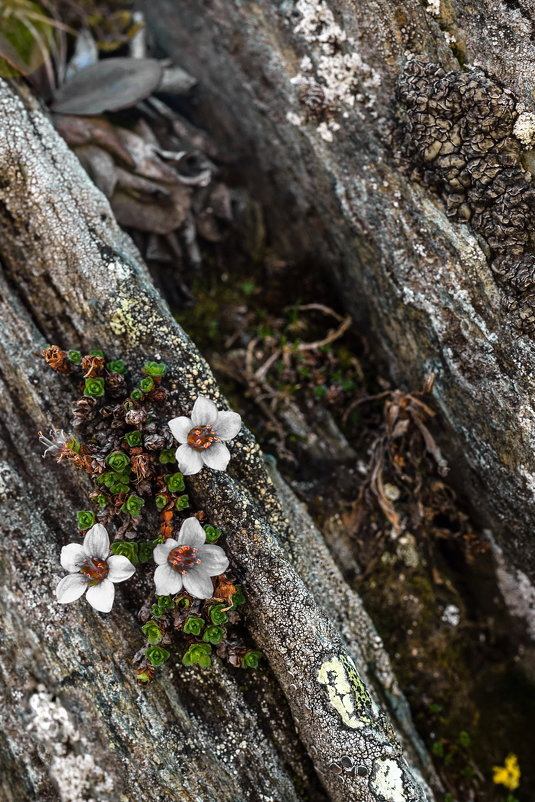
left=396, top=58, right=535, bottom=330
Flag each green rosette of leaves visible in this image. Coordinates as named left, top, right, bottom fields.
left=146, top=645, right=170, bottom=667
left=182, top=643, right=212, bottom=668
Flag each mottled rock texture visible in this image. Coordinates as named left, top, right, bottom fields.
left=141, top=0, right=535, bottom=606
left=0, top=82, right=435, bottom=801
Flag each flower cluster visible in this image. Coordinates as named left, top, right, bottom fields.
left=42, top=345, right=259, bottom=678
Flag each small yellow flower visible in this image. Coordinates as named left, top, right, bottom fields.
left=492, top=753, right=521, bottom=791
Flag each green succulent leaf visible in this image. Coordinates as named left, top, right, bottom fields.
left=202, top=625, right=224, bottom=645
left=155, top=494, right=168, bottom=511
left=183, top=616, right=204, bottom=636
left=84, top=377, right=105, bottom=397
left=110, top=541, right=138, bottom=565
left=95, top=494, right=108, bottom=509
left=158, top=449, right=176, bottom=464
left=204, top=525, right=221, bottom=543
left=89, top=349, right=105, bottom=357
left=231, top=585, right=246, bottom=608
left=140, top=377, right=155, bottom=393
left=164, top=472, right=185, bottom=493
left=175, top=595, right=191, bottom=609
left=138, top=540, right=157, bottom=563
left=106, top=450, right=130, bottom=472
left=209, top=603, right=229, bottom=626
left=76, top=510, right=95, bottom=530
left=146, top=645, right=170, bottom=667
left=68, top=349, right=82, bottom=364
left=182, top=642, right=212, bottom=668
left=175, top=494, right=189, bottom=510
left=143, top=361, right=167, bottom=377
left=107, top=359, right=127, bottom=374
left=242, top=650, right=262, bottom=669
left=141, top=621, right=163, bottom=645
left=122, top=493, right=145, bottom=516
left=131, top=389, right=143, bottom=401
left=125, top=430, right=142, bottom=447
left=156, top=595, right=174, bottom=610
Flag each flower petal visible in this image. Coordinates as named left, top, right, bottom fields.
left=60, top=543, right=87, bottom=573
left=56, top=573, right=87, bottom=604
left=83, top=523, right=109, bottom=560
left=107, top=554, right=135, bottom=583
left=154, top=564, right=183, bottom=595
left=177, top=517, right=206, bottom=549
left=176, top=443, right=203, bottom=475
left=214, top=410, right=242, bottom=441
left=183, top=566, right=214, bottom=599
left=153, top=539, right=178, bottom=565
left=198, top=544, right=230, bottom=576
left=86, top=578, right=115, bottom=612
left=191, top=396, right=218, bottom=427
left=201, top=442, right=230, bottom=471
left=168, top=415, right=193, bottom=444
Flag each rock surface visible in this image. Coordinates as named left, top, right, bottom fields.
left=0, top=81, right=435, bottom=801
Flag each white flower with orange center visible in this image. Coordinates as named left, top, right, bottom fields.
left=168, top=396, right=242, bottom=475
left=153, top=516, right=229, bottom=598
left=55, top=524, right=135, bottom=613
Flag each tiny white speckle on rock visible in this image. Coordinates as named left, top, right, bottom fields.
left=513, top=111, right=535, bottom=147
left=441, top=604, right=461, bottom=627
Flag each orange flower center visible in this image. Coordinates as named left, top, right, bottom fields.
left=168, top=545, right=201, bottom=575
left=187, top=425, right=220, bottom=451
left=80, top=557, right=109, bottom=584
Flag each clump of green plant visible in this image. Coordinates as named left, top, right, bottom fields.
left=41, top=344, right=260, bottom=680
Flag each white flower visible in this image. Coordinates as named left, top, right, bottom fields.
left=55, top=524, right=135, bottom=613
left=168, top=396, right=242, bottom=475
left=153, top=516, right=229, bottom=599
left=38, top=427, right=69, bottom=457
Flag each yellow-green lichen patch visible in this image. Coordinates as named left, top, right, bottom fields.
left=317, top=653, right=376, bottom=729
